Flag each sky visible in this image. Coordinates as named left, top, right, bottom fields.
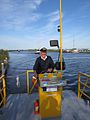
left=0, top=0, right=90, bottom=50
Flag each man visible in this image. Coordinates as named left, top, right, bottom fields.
left=32, top=47, right=54, bottom=88
left=33, top=47, right=54, bottom=76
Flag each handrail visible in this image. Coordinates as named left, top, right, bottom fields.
left=78, top=72, right=90, bottom=78
left=0, top=75, right=6, bottom=107
left=78, top=72, right=90, bottom=100
left=26, top=70, right=62, bottom=94
left=26, top=70, right=34, bottom=94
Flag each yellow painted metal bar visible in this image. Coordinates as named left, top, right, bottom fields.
left=26, top=70, right=63, bottom=95
left=26, top=70, right=34, bottom=73
left=28, top=71, right=61, bottom=94
left=26, top=71, right=30, bottom=94
left=26, top=70, right=34, bottom=94
left=78, top=72, right=90, bottom=99
left=80, top=81, right=90, bottom=89
left=2, top=78, right=6, bottom=105
left=79, top=72, right=90, bottom=78
left=80, top=78, right=89, bottom=97
left=30, top=79, right=37, bottom=94
left=80, top=90, right=90, bottom=100
left=60, top=0, right=62, bottom=73
left=78, top=73, right=81, bottom=98
left=0, top=75, right=6, bottom=106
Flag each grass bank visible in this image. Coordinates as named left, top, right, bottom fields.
left=0, top=49, right=9, bottom=74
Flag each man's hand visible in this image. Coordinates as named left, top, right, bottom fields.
left=34, top=70, right=38, bottom=78
left=47, top=68, right=53, bottom=73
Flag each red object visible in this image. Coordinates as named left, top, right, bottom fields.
left=34, top=100, right=39, bottom=114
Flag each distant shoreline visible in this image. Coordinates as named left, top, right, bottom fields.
left=7, top=49, right=90, bottom=54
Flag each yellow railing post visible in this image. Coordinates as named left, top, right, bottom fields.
left=60, top=0, right=63, bottom=73
left=0, top=75, right=6, bottom=107
left=26, top=71, right=30, bottom=94
left=26, top=70, right=34, bottom=94
left=80, top=77, right=89, bottom=98
left=30, top=79, right=37, bottom=94
left=2, top=77, right=6, bottom=105
left=78, top=72, right=90, bottom=100
left=78, top=73, right=80, bottom=98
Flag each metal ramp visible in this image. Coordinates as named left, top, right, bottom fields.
left=0, top=90, right=90, bottom=120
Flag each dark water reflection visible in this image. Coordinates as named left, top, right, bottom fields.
left=6, top=51, right=90, bottom=94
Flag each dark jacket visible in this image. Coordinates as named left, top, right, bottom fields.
left=33, top=56, right=54, bottom=74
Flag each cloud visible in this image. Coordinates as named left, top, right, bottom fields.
left=0, top=0, right=59, bottom=49
left=0, top=0, right=43, bottom=12
left=47, top=10, right=60, bottom=22
left=0, top=0, right=43, bottom=31
left=34, top=10, right=59, bottom=35
left=0, top=0, right=59, bottom=33
left=33, top=0, right=44, bottom=6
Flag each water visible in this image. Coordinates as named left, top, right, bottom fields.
left=6, top=51, right=90, bottom=95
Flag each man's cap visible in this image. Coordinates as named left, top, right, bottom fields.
left=40, top=47, right=47, bottom=52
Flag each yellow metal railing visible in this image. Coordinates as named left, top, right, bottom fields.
left=60, top=0, right=63, bottom=71
left=26, top=70, right=34, bottom=94
left=26, top=70, right=62, bottom=94
left=0, top=75, right=6, bottom=107
left=78, top=72, right=90, bottom=100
